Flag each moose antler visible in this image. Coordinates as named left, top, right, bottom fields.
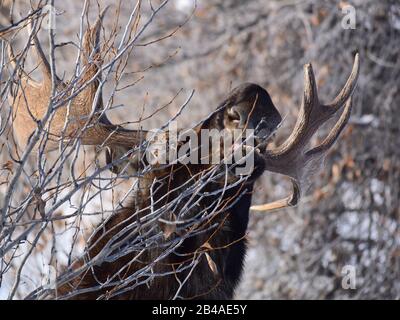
left=251, top=54, right=360, bottom=212
left=8, top=7, right=144, bottom=152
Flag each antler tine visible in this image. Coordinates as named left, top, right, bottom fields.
left=326, top=53, right=360, bottom=111
left=274, top=61, right=320, bottom=156
left=251, top=54, right=360, bottom=212
left=307, top=97, right=353, bottom=157
left=27, top=16, right=52, bottom=87
left=73, top=7, right=109, bottom=117
left=250, top=179, right=301, bottom=212
left=91, top=6, right=110, bottom=51
left=69, top=6, right=147, bottom=149
left=7, top=42, right=36, bottom=84
left=7, top=43, right=17, bottom=71
left=303, top=62, right=319, bottom=112
left=81, top=6, right=109, bottom=69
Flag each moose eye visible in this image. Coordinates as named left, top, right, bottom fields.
left=227, top=109, right=241, bottom=122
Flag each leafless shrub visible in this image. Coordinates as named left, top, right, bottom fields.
left=0, top=0, right=399, bottom=300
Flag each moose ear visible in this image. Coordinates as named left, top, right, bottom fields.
left=105, top=147, right=120, bottom=174
left=104, top=146, right=143, bottom=175
left=197, top=106, right=226, bottom=132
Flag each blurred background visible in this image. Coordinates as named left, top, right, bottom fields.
left=0, top=0, right=399, bottom=299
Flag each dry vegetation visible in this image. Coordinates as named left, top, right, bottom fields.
left=0, top=0, right=399, bottom=299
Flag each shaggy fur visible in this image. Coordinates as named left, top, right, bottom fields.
left=57, top=83, right=282, bottom=300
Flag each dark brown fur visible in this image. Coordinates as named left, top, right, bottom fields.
left=57, top=83, right=282, bottom=300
